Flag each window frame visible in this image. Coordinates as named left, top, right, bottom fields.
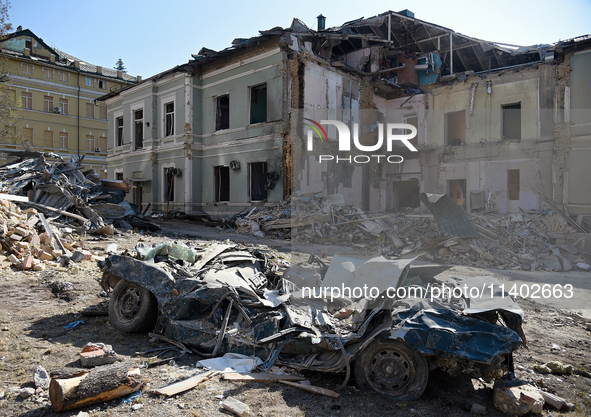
left=22, top=63, right=33, bottom=74
left=115, top=115, right=124, bottom=147
left=214, top=165, right=230, bottom=202
left=215, top=94, right=230, bottom=131
left=248, top=161, right=268, bottom=202
left=42, top=67, right=54, bottom=79
left=133, top=108, right=144, bottom=150
left=249, top=83, right=267, bottom=124
left=501, top=102, right=522, bottom=141
left=43, top=95, right=54, bottom=112
left=59, top=98, right=69, bottom=115
left=58, top=71, right=70, bottom=82
left=164, top=101, right=174, bottom=137
left=21, top=91, right=32, bottom=109
left=57, top=132, right=68, bottom=149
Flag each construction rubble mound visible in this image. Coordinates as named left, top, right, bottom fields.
left=233, top=193, right=591, bottom=272
left=0, top=152, right=159, bottom=271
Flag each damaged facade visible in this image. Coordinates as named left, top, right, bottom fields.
left=101, top=11, right=591, bottom=218
left=0, top=29, right=138, bottom=175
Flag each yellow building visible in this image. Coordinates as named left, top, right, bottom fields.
left=0, top=28, right=138, bottom=176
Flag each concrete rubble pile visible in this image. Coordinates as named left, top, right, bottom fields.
left=234, top=193, right=591, bottom=271
left=0, top=152, right=160, bottom=237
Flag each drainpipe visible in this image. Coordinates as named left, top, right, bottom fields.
left=469, top=83, right=477, bottom=115
left=76, top=69, right=80, bottom=158
left=449, top=32, right=453, bottom=75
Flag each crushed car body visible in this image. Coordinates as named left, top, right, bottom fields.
left=100, top=242, right=525, bottom=400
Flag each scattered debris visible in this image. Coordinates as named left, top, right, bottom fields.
left=79, top=342, right=119, bottom=368
left=222, top=372, right=304, bottom=382
left=153, top=370, right=217, bottom=397
left=278, top=380, right=340, bottom=398
left=221, top=396, right=250, bottom=417
left=493, top=383, right=544, bottom=416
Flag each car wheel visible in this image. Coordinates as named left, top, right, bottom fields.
left=108, top=279, right=158, bottom=333
left=353, top=339, right=428, bottom=400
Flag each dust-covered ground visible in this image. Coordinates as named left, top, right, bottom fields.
left=0, top=220, right=590, bottom=417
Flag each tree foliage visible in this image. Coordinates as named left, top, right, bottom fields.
left=114, top=58, right=126, bottom=73
left=0, top=0, right=18, bottom=146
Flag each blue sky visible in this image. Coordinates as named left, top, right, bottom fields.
left=9, top=0, right=591, bottom=78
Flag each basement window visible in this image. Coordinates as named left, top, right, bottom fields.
left=215, top=95, right=229, bottom=131
left=502, top=103, right=521, bottom=140
left=250, top=84, right=267, bottom=124
left=444, top=111, right=466, bottom=146
left=508, top=169, right=520, bottom=201
left=249, top=162, right=267, bottom=202
left=164, top=167, right=175, bottom=202
left=134, top=109, right=143, bottom=149
left=214, top=166, right=230, bottom=202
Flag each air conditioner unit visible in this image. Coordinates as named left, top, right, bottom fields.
left=54, top=106, right=61, bottom=113
left=94, top=147, right=101, bottom=152
left=229, top=160, right=240, bottom=170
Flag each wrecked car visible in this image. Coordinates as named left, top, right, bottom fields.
left=100, top=242, right=525, bottom=400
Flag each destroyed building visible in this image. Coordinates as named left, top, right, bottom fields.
left=0, top=29, right=139, bottom=175
left=99, top=11, right=591, bottom=219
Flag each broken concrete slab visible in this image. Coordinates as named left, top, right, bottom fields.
left=221, top=396, right=250, bottom=417
left=493, top=384, right=544, bottom=416
left=79, top=343, right=119, bottom=368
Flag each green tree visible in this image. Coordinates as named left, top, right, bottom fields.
left=0, top=0, right=19, bottom=146
left=114, top=58, right=126, bottom=73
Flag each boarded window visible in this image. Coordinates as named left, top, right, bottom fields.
left=99, top=105, right=107, bottom=120
left=59, top=98, right=69, bottom=114
left=116, top=117, right=124, bottom=146
left=44, top=130, right=53, bottom=148
left=134, top=109, right=143, bottom=149
left=165, top=102, right=174, bottom=136
left=214, top=166, right=230, bottom=202
left=249, top=162, right=267, bottom=201
left=164, top=167, right=175, bottom=202
left=22, top=63, right=33, bottom=74
left=100, top=137, right=107, bottom=151
left=44, top=95, right=53, bottom=112
left=59, top=71, right=69, bottom=82
left=215, top=95, right=229, bottom=131
left=445, top=111, right=466, bottom=146
left=22, top=127, right=33, bottom=143
left=58, top=132, right=68, bottom=149
left=250, top=84, right=267, bottom=124
left=86, top=103, right=95, bottom=118
left=43, top=68, right=54, bottom=79
left=508, top=169, right=520, bottom=201
left=502, top=103, right=521, bottom=140
left=21, top=92, right=32, bottom=109
left=86, top=135, right=95, bottom=151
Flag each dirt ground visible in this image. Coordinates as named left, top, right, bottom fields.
left=0, top=221, right=590, bottom=417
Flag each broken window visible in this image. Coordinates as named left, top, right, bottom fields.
left=86, top=103, right=94, bottom=118
left=116, top=172, right=124, bottom=180
left=214, top=166, right=230, bottom=202
left=250, top=84, right=267, bottom=124
left=392, top=178, right=420, bottom=210
left=43, top=130, right=53, bottom=148
left=98, top=80, right=105, bottom=89
left=165, top=102, right=174, bottom=136
left=59, top=98, right=68, bottom=115
left=44, top=95, right=53, bottom=112
left=508, top=169, right=520, bottom=201
left=249, top=162, right=267, bottom=201
left=21, top=92, right=32, bottom=109
left=134, top=109, right=143, bottom=149
left=116, top=117, right=124, bottom=146
left=444, top=111, right=466, bottom=146
left=216, top=95, right=229, bottom=131
left=164, top=167, right=175, bottom=202
left=447, top=179, right=466, bottom=208
left=502, top=103, right=521, bottom=140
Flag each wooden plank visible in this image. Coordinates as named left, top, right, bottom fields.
left=222, top=372, right=304, bottom=382
left=0, top=193, right=29, bottom=202
left=153, top=370, right=216, bottom=397
left=278, top=380, right=339, bottom=398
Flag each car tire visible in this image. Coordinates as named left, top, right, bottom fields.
left=353, top=339, right=428, bottom=400
left=108, top=279, right=158, bottom=333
